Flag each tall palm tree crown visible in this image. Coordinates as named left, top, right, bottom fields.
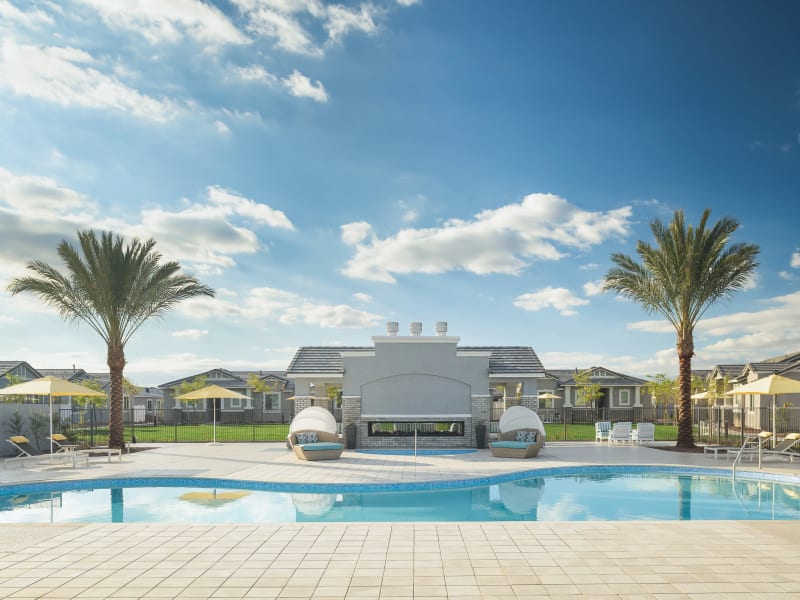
left=8, top=230, right=215, bottom=448
left=603, top=209, right=759, bottom=448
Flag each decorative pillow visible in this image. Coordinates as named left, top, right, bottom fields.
left=295, top=432, right=318, bottom=444
left=515, top=430, right=537, bottom=443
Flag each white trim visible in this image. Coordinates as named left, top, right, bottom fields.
left=341, top=395, right=362, bottom=399
left=341, top=351, right=375, bottom=358
left=457, top=351, right=492, bottom=357
left=372, top=336, right=460, bottom=344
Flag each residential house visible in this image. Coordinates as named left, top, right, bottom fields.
left=159, top=368, right=293, bottom=425
left=544, top=367, right=651, bottom=420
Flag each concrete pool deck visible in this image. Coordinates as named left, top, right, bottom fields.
left=1, top=442, right=799, bottom=598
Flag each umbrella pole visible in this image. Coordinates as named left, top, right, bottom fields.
left=772, top=394, right=777, bottom=449
left=49, top=394, right=54, bottom=454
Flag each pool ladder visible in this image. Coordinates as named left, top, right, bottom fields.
left=731, top=434, right=763, bottom=480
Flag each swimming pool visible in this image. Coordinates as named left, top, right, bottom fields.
left=2, top=467, right=798, bottom=523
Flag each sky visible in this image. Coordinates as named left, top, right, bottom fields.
left=0, top=0, right=799, bottom=387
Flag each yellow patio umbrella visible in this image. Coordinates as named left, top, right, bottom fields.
left=176, top=384, right=248, bottom=445
left=723, top=374, right=800, bottom=446
left=179, top=490, right=250, bottom=507
left=0, top=376, right=106, bottom=453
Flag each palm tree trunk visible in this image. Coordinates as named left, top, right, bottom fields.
left=676, top=335, right=695, bottom=448
left=107, top=345, right=126, bottom=449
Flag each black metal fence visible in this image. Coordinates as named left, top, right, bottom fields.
left=59, top=407, right=296, bottom=445
left=58, top=405, right=800, bottom=445
left=490, top=405, right=800, bottom=443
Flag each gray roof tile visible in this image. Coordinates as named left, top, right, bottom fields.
left=287, top=345, right=545, bottom=375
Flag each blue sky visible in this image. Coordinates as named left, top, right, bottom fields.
left=0, top=0, right=798, bottom=386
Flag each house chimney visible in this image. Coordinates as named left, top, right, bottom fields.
left=435, top=321, right=448, bottom=336
left=410, top=322, right=422, bottom=336
left=386, top=321, right=399, bottom=336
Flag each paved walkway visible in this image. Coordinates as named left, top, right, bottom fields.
left=1, top=443, right=799, bottom=599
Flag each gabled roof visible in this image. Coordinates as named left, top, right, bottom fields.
left=159, top=368, right=248, bottom=389
left=37, top=368, right=89, bottom=382
left=547, top=366, right=646, bottom=387
left=287, top=347, right=372, bottom=374
left=710, top=364, right=745, bottom=378
left=0, top=361, right=41, bottom=379
left=287, top=345, right=545, bottom=376
left=760, top=351, right=800, bottom=365
left=133, top=387, right=164, bottom=399
left=459, top=346, right=545, bottom=375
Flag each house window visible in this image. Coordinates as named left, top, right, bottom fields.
left=619, top=390, right=630, bottom=406
left=146, top=399, right=153, bottom=411
left=231, top=398, right=241, bottom=409
left=265, top=393, right=281, bottom=411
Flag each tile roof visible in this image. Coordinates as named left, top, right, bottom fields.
left=287, top=347, right=372, bottom=374
left=546, top=367, right=646, bottom=386
left=287, top=346, right=545, bottom=375
left=459, top=346, right=545, bottom=375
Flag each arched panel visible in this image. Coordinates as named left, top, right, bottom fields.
left=361, top=373, right=471, bottom=416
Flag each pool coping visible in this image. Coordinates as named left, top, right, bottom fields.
left=2, top=463, right=798, bottom=496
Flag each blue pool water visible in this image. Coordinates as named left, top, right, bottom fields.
left=1, top=467, right=799, bottom=523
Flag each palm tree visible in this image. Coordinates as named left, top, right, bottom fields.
left=8, top=230, right=214, bottom=448
left=603, top=209, right=758, bottom=448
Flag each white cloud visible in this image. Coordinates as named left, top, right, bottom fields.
left=227, top=63, right=278, bottom=84
left=282, top=69, right=328, bottom=102
left=539, top=348, right=678, bottom=379
left=779, top=271, right=795, bottom=281
left=0, top=0, right=53, bottom=27
left=626, top=290, right=800, bottom=364
left=341, top=221, right=373, bottom=245
left=514, top=286, right=590, bottom=317
left=180, top=286, right=383, bottom=328
left=578, top=263, right=599, bottom=270
left=76, top=0, right=249, bottom=46
left=214, top=120, right=231, bottom=135
left=0, top=167, right=294, bottom=278
left=234, top=0, right=386, bottom=56
left=342, top=193, right=632, bottom=283
left=0, top=40, right=180, bottom=122
left=207, top=185, right=295, bottom=230
left=235, top=3, right=323, bottom=56
left=792, top=252, right=800, bottom=269
left=171, top=329, right=208, bottom=340
left=353, top=292, right=373, bottom=303
left=325, top=3, right=380, bottom=44
left=396, top=0, right=421, bottom=5
left=0, top=166, right=91, bottom=213
left=582, top=280, right=604, bottom=297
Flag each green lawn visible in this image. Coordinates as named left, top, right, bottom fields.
left=69, top=423, right=291, bottom=444
left=543, top=423, right=678, bottom=442
left=67, top=421, right=683, bottom=445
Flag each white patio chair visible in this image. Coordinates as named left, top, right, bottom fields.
left=631, top=422, right=655, bottom=445
left=608, top=422, right=632, bottom=444
left=595, top=421, right=611, bottom=442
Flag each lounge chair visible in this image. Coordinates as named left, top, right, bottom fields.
left=631, top=422, right=655, bottom=445
left=288, top=430, right=344, bottom=461
left=762, top=433, right=800, bottom=462
left=489, top=428, right=544, bottom=458
left=48, top=433, right=75, bottom=453
left=726, top=431, right=773, bottom=461
left=608, top=422, right=632, bottom=444
left=6, top=435, right=43, bottom=457
left=595, top=421, right=611, bottom=442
